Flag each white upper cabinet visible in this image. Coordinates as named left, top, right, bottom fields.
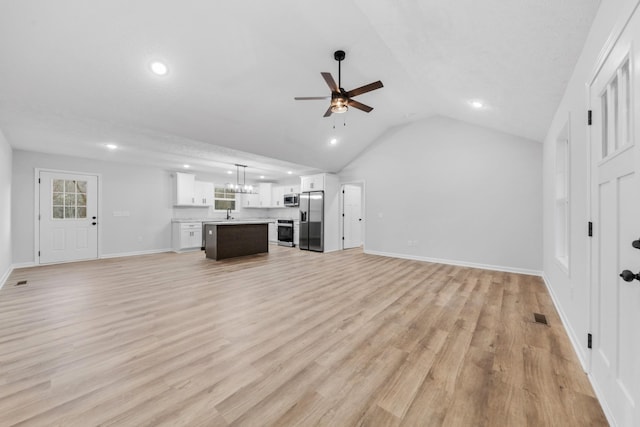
left=301, top=174, right=325, bottom=192
left=272, top=185, right=285, bottom=207
left=175, top=172, right=196, bottom=205
left=283, top=184, right=301, bottom=194
left=259, top=183, right=272, bottom=207
left=241, top=192, right=260, bottom=207
left=174, top=172, right=214, bottom=206
left=194, top=181, right=214, bottom=206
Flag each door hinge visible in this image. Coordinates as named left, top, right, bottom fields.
left=588, top=221, right=593, bottom=237
left=342, top=236, right=344, bottom=240
left=587, top=110, right=592, bottom=126
left=587, top=333, right=592, bottom=349
left=38, top=178, right=41, bottom=184
left=38, top=251, right=40, bottom=257
left=342, top=213, right=345, bottom=217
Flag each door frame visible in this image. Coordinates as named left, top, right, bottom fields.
left=339, top=180, right=365, bottom=250
left=34, top=168, right=103, bottom=265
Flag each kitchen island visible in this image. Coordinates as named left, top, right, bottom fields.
left=203, top=220, right=270, bottom=260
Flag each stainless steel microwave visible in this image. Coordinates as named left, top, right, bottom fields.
left=284, top=193, right=299, bottom=207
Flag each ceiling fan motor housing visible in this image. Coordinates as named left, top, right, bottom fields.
left=334, top=50, right=346, bottom=61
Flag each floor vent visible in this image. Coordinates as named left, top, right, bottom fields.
left=15, top=280, right=27, bottom=286
left=533, top=312, right=548, bottom=325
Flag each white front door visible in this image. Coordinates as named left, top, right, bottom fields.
left=342, top=184, right=362, bottom=249
left=39, top=171, right=99, bottom=264
left=589, top=8, right=640, bottom=426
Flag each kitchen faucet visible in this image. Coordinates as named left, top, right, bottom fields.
left=226, top=208, right=232, bottom=220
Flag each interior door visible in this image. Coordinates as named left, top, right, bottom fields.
left=589, top=9, right=640, bottom=426
left=342, top=184, right=362, bottom=249
left=39, top=171, right=99, bottom=264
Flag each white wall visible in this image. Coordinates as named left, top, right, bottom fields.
left=542, top=0, right=638, bottom=369
left=340, top=115, right=542, bottom=273
left=12, top=150, right=174, bottom=264
left=0, top=129, right=12, bottom=287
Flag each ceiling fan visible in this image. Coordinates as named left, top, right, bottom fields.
left=294, top=50, right=383, bottom=117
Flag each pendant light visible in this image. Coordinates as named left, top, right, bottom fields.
left=231, top=164, right=256, bottom=194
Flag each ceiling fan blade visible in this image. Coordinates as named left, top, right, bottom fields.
left=321, top=72, right=339, bottom=92
left=294, top=96, right=330, bottom=100
left=346, top=80, right=384, bottom=98
left=348, top=99, right=373, bottom=113
left=323, top=106, right=333, bottom=117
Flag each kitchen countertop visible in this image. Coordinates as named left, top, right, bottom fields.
left=202, top=219, right=273, bottom=225
left=172, top=218, right=276, bottom=224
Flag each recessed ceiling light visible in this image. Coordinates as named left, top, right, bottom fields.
left=150, top=61, right=168, bottom=76
left=105, top=143, right=118, bottom=150
left=183, top=164, right=190, bottom=169
left=330, top=138, right=337, bottom=145
left=287, top=171, right=293, bottom=175
left=260, top=175, right=265, bottom=179
left=227, top=170, right=233, bottom=175
left=469, top=100, right=484, bottom=109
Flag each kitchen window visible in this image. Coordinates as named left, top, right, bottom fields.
left=214, top=186, right=236, bottom=210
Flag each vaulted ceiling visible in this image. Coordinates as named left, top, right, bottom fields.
left=0, top=0, right=600, bottom=181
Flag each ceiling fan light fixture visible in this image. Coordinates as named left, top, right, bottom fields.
left=330, top=97, right=348, bottom=114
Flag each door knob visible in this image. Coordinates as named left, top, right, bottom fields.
left=619, top=270, right=640, bottom=282
left=91, top=222, right=97, bottom=226
left=632, top=239, right=640, bottom=249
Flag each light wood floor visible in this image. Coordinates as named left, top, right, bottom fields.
left=1, top=246, right=607, bottom=426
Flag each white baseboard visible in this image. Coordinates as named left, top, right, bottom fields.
left=0, top=265, right=14, bottom=290
left=541, top=273, right=588, bottom=371
left=11, top=261, right=36, bottom=269
left=587, top=371, right=617, bottom=427
left=100, top=248, right=172, bottom=259
left=363, top=250, right=542, bottom=276
left=8, top=249, right=172, bottom=272
left=542, top=274, right=617, bottom=426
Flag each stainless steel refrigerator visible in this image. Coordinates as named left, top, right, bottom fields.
left=299, top=191, right=324, bottom=252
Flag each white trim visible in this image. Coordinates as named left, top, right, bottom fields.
left=100, top=248, right=172, bottom=259
left=541, top=273, right=587, bottom=370
left=542, top=275, right=617, bottom=426
left=9, top=249, right=172, bottom=271
left=11, top=261, right=37, bottom=269
left=364, top=249, right=542, bottom=276
left=0, top=265, right=13, bottom=290
left=587, top=372, right=618, bottom=427
left=589, top=0, right=640, bottom=86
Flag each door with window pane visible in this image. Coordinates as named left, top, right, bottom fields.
left=39, top=171, right=98, bottom=264
left=589, top=8, right=640, bottom=426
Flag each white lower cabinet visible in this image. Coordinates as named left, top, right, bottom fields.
left=172, top=222, right=202, bottom=251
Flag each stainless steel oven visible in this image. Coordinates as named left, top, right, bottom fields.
left=277, top=219, right=294, bottom=247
